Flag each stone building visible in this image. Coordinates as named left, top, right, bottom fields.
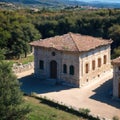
left=112, top=57, right=120, bottom=98
left=30, top=32, right=112, bottom=87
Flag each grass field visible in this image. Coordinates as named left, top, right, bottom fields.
left=25, top=96, right=87, bottom=120
left=5, top=55, right=34, bottom=66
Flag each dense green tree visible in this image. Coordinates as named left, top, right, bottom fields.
left=9, top=23, right=41, bottom=58
left=108, top=24, right=120, bottom=48
left=112, top=46, right=120, bottom=58
left=20, top=23, right=41, bottom=58
left=0, top=49, right=5, bottom=60
left=0, top=9, right=120, bottom=58
left=0, top=28, right=11, bottom=49
left=0, top=61, right=30, bottom=120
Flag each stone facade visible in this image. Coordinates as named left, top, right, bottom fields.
left=112, top=57, right=120, bottom=98
left=34, top=47, right=80, bottom=87
left=79, top=45, right=111, bottom=87
left=30, top=33, right=112, bottom=87
left=33, top=45, right=111, bottom=87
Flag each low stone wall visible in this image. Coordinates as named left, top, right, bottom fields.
left=12, top=62, right=34, bottom=74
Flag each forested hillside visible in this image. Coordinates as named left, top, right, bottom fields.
left=0, top=9, right=120, bottom=59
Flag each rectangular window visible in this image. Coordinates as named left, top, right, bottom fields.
left=98, top=58, right=101, bottom=67
left=69, top=65, right=74, bottom=75
left=85, top=63, right=89, bottom=73
left=39, top=60, right=44, bottom=70
left=118, top=67, right=120, bottom=71
left=63, top=64, right=67, bottom=74
left=103, top=55, right=107, bottom=64
left=92, top=60, right=95, bottom=70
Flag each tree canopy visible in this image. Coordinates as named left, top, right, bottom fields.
left=0, top=9, right=120, bottom=59
left=0, top=61, right=30, bottom=120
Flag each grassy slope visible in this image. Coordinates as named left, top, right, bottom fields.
left=5, top=55, right=34, bottom=65
left=25, top=96, right=86, bottom=120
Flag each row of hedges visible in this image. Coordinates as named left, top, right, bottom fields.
left=30, top=93, right=100, bottom=120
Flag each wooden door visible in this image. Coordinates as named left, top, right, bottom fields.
left=50, top=60, right=57, bottom=79
left=119, top=83, right=120, bottom=98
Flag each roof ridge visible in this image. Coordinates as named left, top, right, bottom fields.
left=69, top=33, right=80, bottom=52
left=30, top=32, right=112, bottom=52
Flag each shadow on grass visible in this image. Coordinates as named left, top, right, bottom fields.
left=29, top=95, right=100, bottom=120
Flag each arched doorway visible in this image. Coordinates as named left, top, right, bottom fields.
left=50, top=60, right=57, bottom=79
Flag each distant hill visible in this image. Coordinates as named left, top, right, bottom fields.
left=1, top=0, right=120, bottom=8
left=1, top=0, right=53, bottom=4
left=0, top=0, right=67, bottom=7
left=76, top=0, right=120, bottom=8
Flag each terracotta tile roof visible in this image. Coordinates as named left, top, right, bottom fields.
left=112, top=57, right=120, bottom=65
left=30, top=32, right=112, bottom=52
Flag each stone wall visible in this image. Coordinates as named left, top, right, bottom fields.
left=12, top=62, right=34, bottom=74
left=113, top=65, right=120, bottom=98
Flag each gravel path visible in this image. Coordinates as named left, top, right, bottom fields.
left=18, top=69, right=120, bottom=120
left=16, top=69, right=34, bottom=78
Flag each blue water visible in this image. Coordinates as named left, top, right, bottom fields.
left=72, top=0, right=120, bottom=3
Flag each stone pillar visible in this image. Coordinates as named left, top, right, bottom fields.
left=113, top=65, right=119, bottom=98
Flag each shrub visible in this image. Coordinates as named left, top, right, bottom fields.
left=79, top=108, right=90, bottom=115
left=113, top=116, right=120, bottom=120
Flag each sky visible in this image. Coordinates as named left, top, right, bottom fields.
left=73, top=0, right=120, bottom=3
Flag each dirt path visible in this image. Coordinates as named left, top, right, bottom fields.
left=17, top=69, right=120, bottom=120
left=16, top=69, right=34, bottom=78
left=37, top=78, right=120, bottom=120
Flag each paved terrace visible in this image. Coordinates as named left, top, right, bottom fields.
left=18, top=69, right=120, bottom=120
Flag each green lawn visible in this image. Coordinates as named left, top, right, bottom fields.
left=25, top=96, right=86, bottom=120
left=5, top=55, right=34, bottom=66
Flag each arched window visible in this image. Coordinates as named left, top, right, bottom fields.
left=103, top=55, right=107, bottom=64
left=118, top=66, right=120, bottom=71
left=63, top=64, right=67, bottom=73
left=92, top=60, right=95, bottom=70
left=69, top=65, right=74, bottom=75
left=98, top=58, right=101, bottom=67
left=52, top=51, right=56, bottom=56
left=39, top=60, right=44, bottom=70
left=85, top=63, right=89, bottom=73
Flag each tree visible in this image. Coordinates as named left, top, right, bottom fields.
left=21, top=23, right=41, bottom=58
left=0, top=28, right=11, bottom=49
left=108, top=24, right=120, bottom=48
left=0, top=49, right=5, bottom=60
left=0, top=61, right=30, bottom=120
left=10, top=23, right=41, bottom=58
left=112, top=46, right=120, bottom=59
